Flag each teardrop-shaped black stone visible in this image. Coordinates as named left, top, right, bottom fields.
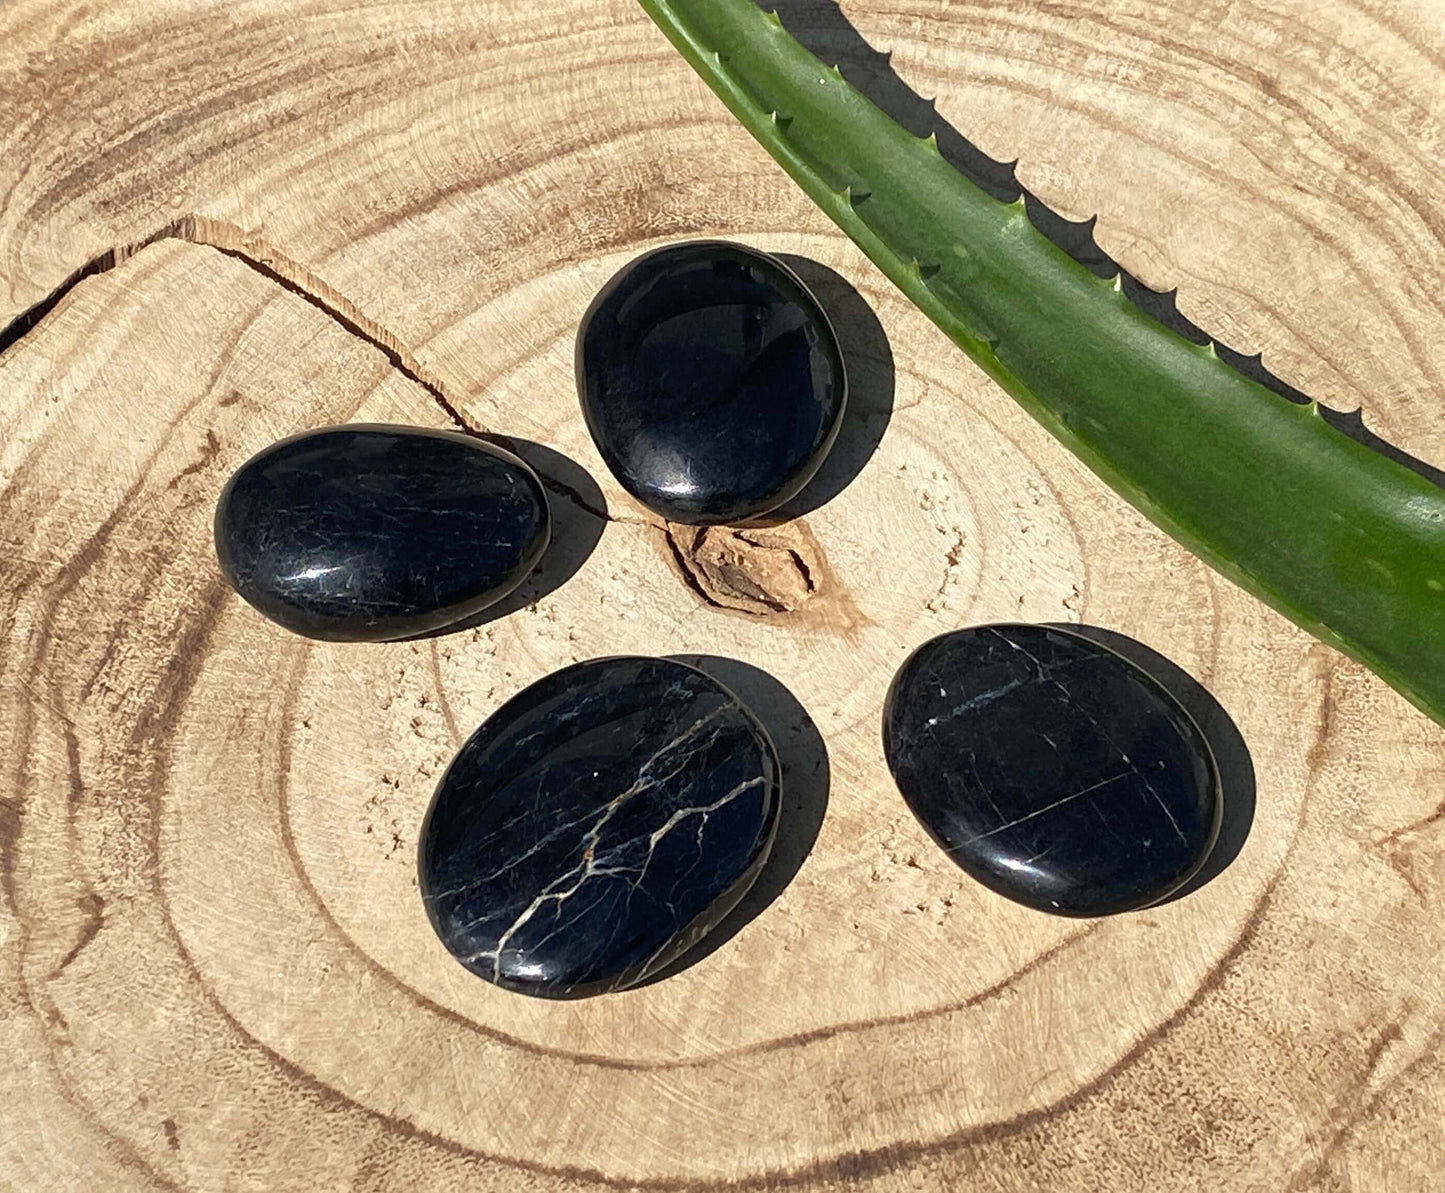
left=576, top=241, right=847, bottom=524
left=418, top=656, right=781, bottom=998
left=214, top=425, right=550, bottom=641
left=883, top=624, right=1220, bottom=916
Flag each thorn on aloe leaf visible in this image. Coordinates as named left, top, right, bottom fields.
left=639, top=0, right=1445, bottom=726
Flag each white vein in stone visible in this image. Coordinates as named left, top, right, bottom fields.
left=465, top=701, right=745, bottom=979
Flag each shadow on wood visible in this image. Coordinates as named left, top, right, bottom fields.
left=1047, top=622, right=1257, bottom=903
left=769, top=0, right=1445, bottom=490
left=640, top=654, right=830, bottom=984
left=409, top=441, right=607, bottom=638
left=754, top=254, right=895, bottom=524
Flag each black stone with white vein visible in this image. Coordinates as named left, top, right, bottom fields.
left=214, top=424, right=549, bottom=641
left=576, top=240, right=846, bottom=524
left=883, top=624, right=1220, bottom=916
left=418, top=657, right=781, bottom=997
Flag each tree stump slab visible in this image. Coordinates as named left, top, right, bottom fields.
left=3, top=2, right=1444, bottom=1189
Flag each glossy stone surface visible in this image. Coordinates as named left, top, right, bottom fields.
left=215, top=424, right=549, bottom=641
left=418, top=656, right=781, bottom=998
left=576, top=241, right=846, bottom=524
left=883, top=625, right=1220, bottom=916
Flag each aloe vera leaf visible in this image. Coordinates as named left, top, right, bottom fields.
left=637, top=0, right=1445, bottom=725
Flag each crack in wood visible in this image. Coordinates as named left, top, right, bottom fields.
left=661, top=523, right=825, bottom=616
left=0, top=215, right=611, bottom=523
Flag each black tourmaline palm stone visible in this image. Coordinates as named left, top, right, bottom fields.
left=418, top=656, right=781, bottom=998
left=576, top=241, right=846, bottom=524
left=883, top=624, right=1220, bottom=916
left=214, top=425, right=550, bottom=641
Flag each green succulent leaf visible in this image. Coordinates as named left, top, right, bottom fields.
left=638, top=0, right=1445, bottom=726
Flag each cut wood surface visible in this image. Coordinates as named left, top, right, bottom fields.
left=2, top=1, right=1444, bottom=1190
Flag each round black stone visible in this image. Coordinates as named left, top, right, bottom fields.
left=418, top=656, right=781, bottom=998
left=214, top=424, right=549, bottom=642
left=882, top=624, right=1220, bottom=916
left=576, top=240, right=847, bottom=524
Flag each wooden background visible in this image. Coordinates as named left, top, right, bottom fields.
left=3, top=0, right=1445, bottom=1188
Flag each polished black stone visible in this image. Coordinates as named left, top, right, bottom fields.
left=214, top=425, right=549, bottom=642
left=576, top=240, right=847, bottom=524
left=418, top=656, right=781, bottom=998
left=882, top=624, right=1220, bottom=916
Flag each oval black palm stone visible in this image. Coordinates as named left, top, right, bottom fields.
left=576, top=240, right=846, bottom=524
left=215, top=424, right=549, bottom=641
left=883, top=625, right=1220, bottom=916
left=418, top=656, right=781, bottom=998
